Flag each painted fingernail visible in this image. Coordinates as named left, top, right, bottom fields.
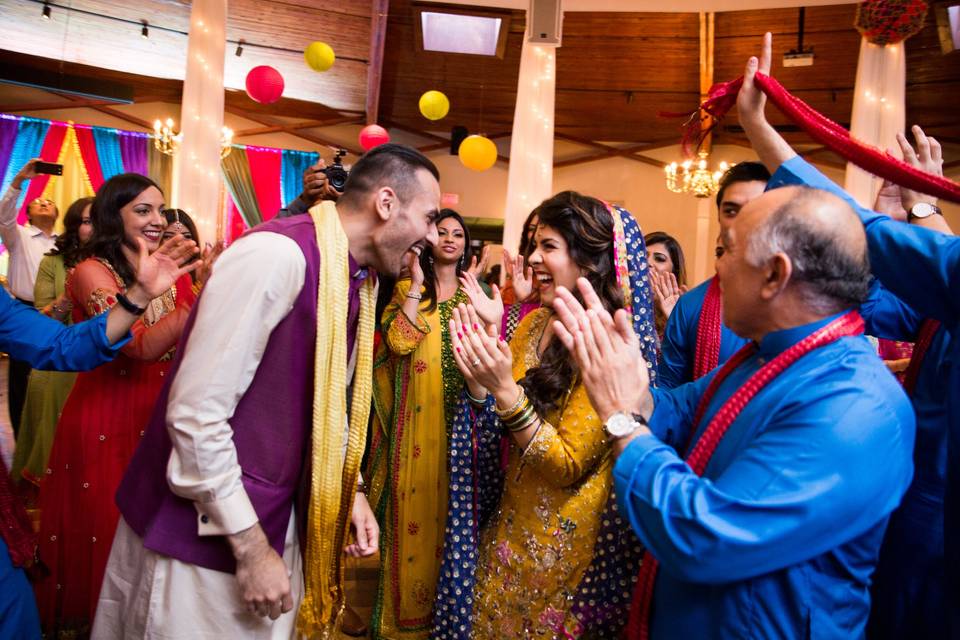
left=456, top=347, right=461, bottom=353
left=457, top=332, right=463, bottom=340
left=473, top=323, right=479, bottom=331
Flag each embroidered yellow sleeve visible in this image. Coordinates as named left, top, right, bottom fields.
left=519, top=383, right=609, bottom=488
left=382, top=279, right=430, bottom=356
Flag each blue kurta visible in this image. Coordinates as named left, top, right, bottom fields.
left=770, top=157, right=954, bottom=637
left=614, top=314, right=915, bottom=639
left=0, top=288, right=128, bottom=371
left=658, top=278, right=750, bottom=389
left=0, top=288, right=129, bottom=640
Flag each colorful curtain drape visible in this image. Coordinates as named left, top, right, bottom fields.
left=281, top=149, right=319, bottom=212
left=1, top=112, right=330, bottom=245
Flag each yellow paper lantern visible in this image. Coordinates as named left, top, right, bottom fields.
left=304, top=41, right=335, bottom=72
left=458, top=135, right=497, bottom=172
left=419, top=90, right=450, bottom=121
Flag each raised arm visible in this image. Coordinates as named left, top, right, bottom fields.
left=738, top=33, right=960, bottom=323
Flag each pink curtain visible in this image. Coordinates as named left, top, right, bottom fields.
left=245, top=146, right=282, bottom=222
left=74, top=126, right=106, bottom=192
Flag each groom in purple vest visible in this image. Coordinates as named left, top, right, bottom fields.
left=92, top=144, right=441, bottom=639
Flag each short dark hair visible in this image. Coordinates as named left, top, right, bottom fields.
left=716, top=161, right=771, bottom=208
left=747, top=187, right=871, bottom=313
left=338, top=143, right=439, bottom=208
left=49, top=196, right=94, bottom=268
left=85, top=173, right=163, bottom=286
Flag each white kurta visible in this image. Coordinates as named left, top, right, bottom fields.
left=92, top=231, right=309, bottom=638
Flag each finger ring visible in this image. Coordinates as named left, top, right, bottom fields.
left=472, top=358, right=481, bottom=367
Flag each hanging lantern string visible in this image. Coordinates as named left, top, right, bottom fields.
left=662, top=71, right=960, bottom=204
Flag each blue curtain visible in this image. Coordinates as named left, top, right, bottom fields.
left=2, top=118, right=49, bottom=208
left=280, top=149, right=319, bottom=210
left=92, top=127, right=126, bottom=182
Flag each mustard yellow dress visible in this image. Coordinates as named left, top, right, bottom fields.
left=471, top=307, right=617, bottom=638
left=367, top=279, right=467, bottom=640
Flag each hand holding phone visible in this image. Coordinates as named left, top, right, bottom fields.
left=34, top=161, right=63, bottom=176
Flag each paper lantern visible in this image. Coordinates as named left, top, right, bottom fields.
left=419, top=90, right=450, bottom=121
left=458, top=135, right=497, bottom=172
left=359, top=124, right=390, bottom=151
left=304, top=41, right=336, bottom=72
left=245, top=66, right=284, bottom=104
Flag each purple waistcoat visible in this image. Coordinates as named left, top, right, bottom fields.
left=116, top=214, right=356, bottom=574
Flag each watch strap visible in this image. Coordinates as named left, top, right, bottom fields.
left=116, top=292, right=147, bottom=316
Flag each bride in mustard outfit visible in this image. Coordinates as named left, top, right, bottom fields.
left=442, top=191, right=659, bottom=638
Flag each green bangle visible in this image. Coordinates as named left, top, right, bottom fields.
left=465, top=388, right=488, bottom=406
left=504, top=402, right=535, bottom=429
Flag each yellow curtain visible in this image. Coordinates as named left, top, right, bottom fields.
left=41, top=124, right=95, bottom=234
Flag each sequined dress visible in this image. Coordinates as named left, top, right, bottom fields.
left=432, top=204, right=659, bottom=640
left=367, top=279, right=468, bottom=639
left=34, top=257, right=195, bottom=637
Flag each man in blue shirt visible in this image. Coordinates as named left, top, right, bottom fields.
left=659, top=163, right=768, bottom=388
left=550, top=180, right=914, bottom=636
left=0, top=234, right=198, bottom=640
left=737, top=33, right=955, bottom=638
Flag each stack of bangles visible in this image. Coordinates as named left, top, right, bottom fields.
left=495, top=388, right=539, bottom=433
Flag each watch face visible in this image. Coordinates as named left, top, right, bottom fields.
left=604, top=413, right=638, bottom=438
left=911, top=202, right=936, bottom=218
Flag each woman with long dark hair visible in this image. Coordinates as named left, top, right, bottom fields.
left=11, top=197, right=94, bottom=487
left=34, top=174, right=201, bottom=637
left=435, top=191, right=659, bottom=638
left=366, top=209, right=483, bottom=639
left=644, top=231, right=688, bottom=338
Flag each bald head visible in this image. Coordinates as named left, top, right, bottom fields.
left=739, top=185, right=871, bottom=313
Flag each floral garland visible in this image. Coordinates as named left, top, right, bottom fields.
left=855, top=0, right=929, bottom=45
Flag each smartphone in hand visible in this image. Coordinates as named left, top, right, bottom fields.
left=34, top=162, right=63, bottom=176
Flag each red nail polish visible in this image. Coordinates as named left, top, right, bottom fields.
left=456, top=347, right=461, bottom=353
left=473, top=323, right=479, bottom=331
left=457, top=332, right=463, bottom=340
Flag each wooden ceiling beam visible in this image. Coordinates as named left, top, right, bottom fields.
left=381, top=119, right=450, bottom=144
left=234, top=116, right=363, bottom=137
left=0, top=98, right=126, bottom=112
left=366, top=0, right=389, bottom=125
left=226, top=106, right=363, bottom=155
left=554, top=143, right=653, bottom=169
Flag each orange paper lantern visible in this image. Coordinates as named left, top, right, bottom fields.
left=458, top=135, right=497, bottom=171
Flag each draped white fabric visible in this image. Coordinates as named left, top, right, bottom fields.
left=843, top=38, right=905, bottom=208
left=174, top=0, right=227, bottom=244
left=502, top=40, right=556, bottom=255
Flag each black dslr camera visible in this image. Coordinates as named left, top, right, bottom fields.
left=321, top=148, right=350, bottom=191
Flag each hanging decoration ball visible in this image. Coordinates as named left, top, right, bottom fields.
left=245, top=66, right=284, bottom=104
left=304, top=41, right=336, bottom=72
left=458, top=135, right=497, bottom=172
left=359, top=124, right=390, bottom=151
left=418, top=90, right=450, bottom=121
left=854, top=0, right=928, bottom=45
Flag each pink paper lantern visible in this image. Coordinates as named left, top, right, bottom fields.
left=359, top=124, right=390, bottom=151
left=245, top=66, right=284, bottom=104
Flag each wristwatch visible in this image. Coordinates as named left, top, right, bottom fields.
left=908, top=202, right=942, bottom=221
left=603, top=412, right=647, bottom=440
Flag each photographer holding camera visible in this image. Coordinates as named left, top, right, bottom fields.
left=278, top=149, right=349, bottom=217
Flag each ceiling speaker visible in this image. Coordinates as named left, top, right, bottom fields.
left=450, top=126, right=469, bottom=155
left=528, top=0, right=563, bottom=46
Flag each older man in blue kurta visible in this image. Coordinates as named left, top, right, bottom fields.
left=735, top=33, right=957, bottom=638
left=551, top=179, right=914, bottom=637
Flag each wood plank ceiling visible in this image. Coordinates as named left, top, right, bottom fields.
left=0, top=0, right=957, bottom=165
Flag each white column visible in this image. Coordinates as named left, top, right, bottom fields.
left=693, top=198, right=713, bottom=285
left=175, top=0, right=227, bottom=244
left=843, top=38, right=905, bottom=208
left=502, top=38, right=556, bottom=255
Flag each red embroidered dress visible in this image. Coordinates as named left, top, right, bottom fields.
left=34, top=257, right=195, bottom=637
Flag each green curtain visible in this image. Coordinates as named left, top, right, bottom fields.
left=220, top=146, right=263, bottom=228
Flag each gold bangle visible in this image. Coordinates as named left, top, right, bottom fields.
left=495, top=388, right=526, bottom=418
left=405, top=293, right=422, bottom=300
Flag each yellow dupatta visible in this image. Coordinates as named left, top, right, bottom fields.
left=297, top=201, right=377, bottom=638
